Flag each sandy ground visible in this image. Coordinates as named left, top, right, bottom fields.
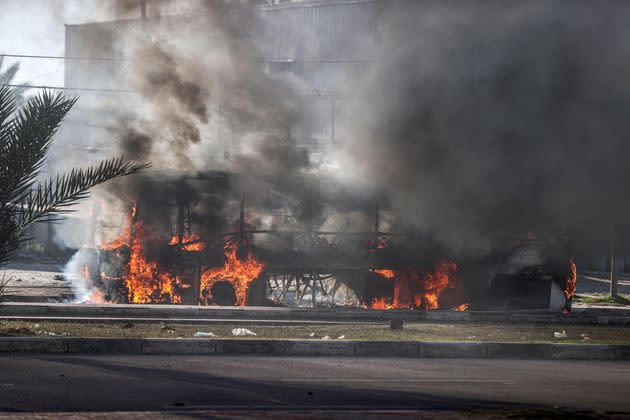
left=2, top=261, right=73, bottom=302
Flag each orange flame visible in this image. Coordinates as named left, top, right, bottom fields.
left=100, top=271, right=121, bottom=282
left=369, top=297, right=393, bottom=309
left=369, top=259, right=458, bottom=310
left=81, top=265, right=90, bottom=280
left=453, top=303, right=469, bottom=311
left=371, top=269, right=395, bottom=279
left=565, top=258, right=577, bottom=300
left=125, top=222, right=185, bottom=303
left=200, top=247, right=265, bottom=306
left=100, top=234, right=128, bottom=251
left=371, top=269, right=413, bottom=308
left=420, top=259, right=458, bottom=310
left=88, top=288, right=110, bottom=304
left=99, top=214, right=185, bottom=303
left=169, top=233, right=206, bottom=251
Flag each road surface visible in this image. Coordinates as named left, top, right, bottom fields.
left=0, top=356, right=628, bottom=414
left=578, top=271, right=630, bottom=294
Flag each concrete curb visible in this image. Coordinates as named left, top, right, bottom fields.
left=1, top=337, right=629, bottom=360
left=2, top=303, right=629, bottom=324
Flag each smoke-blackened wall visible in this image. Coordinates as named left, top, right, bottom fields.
left=341, top=0, right=630, bottom=255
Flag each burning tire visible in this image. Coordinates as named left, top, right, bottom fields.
left=205, top=281, right=238, bottom=306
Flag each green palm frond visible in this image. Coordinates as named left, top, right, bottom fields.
left=17, top=157, right=148, bottom=227
left=0, top=85, right=15, bottom=129
left=0, top=85, right=149, bottom=267
left=0, top=90, right=76, bottom=208
left=0, top=211, right=18, bottom=269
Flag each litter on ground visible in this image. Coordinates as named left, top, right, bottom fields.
left=232, top=328, right=257, bottom=336
left=554, top=330, right=567, bottom=339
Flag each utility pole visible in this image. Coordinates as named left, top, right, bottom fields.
left=610, top=241, right=619, bottom=297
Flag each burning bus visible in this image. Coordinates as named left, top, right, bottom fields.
left=67, top=171, right=576, bottom=312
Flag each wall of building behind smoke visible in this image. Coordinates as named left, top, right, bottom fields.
left=339, top=0, right=630, bottom=259
left=46, top=0, right=630, bottom=269
left=51, top=0, right=346, bottom=252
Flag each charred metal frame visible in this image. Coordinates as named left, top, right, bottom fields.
left=166, top=188, right=399, bottom=307
left=127, top=174, right=575, bottom=311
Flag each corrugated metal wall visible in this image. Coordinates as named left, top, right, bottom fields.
left=253, top=0, right=378, bottom=154
left=256, top=0, right=377, bottom=63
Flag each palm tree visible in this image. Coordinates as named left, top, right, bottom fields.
left=0, top=84, right=148, bottom=269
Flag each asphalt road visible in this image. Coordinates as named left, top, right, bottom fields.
left=0, top=356, right=628, bottom=414
left=578, top=272, right=630, bottom=294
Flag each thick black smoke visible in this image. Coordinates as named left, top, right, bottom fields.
left=342, top=0, right=630, bottom=255
left=108, top=0, right=329, bottom=233
left=125, top=39, right=209, bottom=166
